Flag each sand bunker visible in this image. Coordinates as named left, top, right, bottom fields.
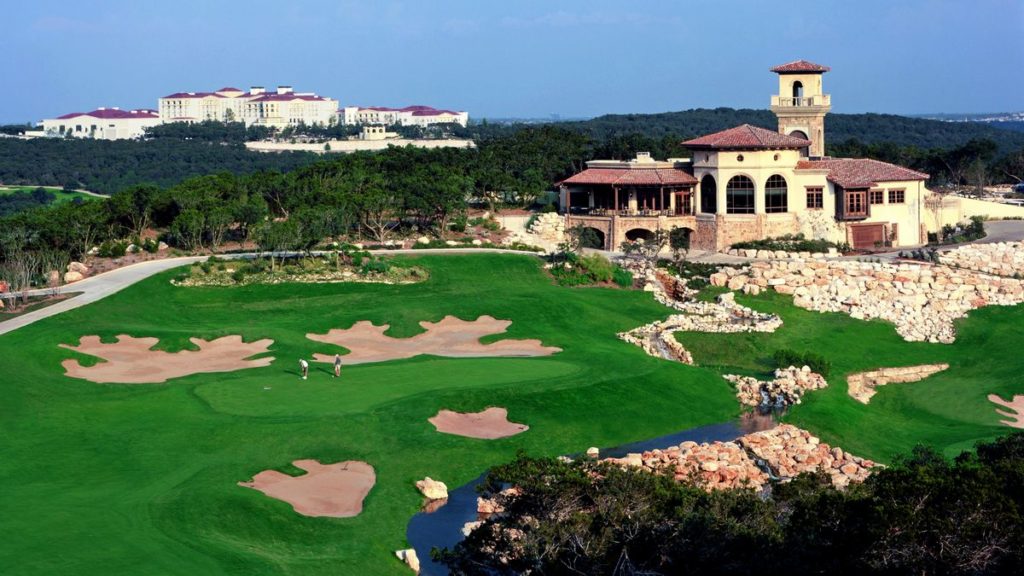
left=429, top=407, right=529, bottom=439
left=308, top=315, right=560, bottom=365
left=988, top=394, right=1024, bottom=429
left=239, top=459, right=375, bottom=518
left=61, top=334, right=274, bottom=383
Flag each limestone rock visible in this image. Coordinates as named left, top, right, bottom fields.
left=64, top=271, right=84, bottom=283
left=415, top=477, right=448, bottom=500
left=395, top=549, right=420, bottom=573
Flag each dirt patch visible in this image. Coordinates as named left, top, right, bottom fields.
left=988, top=394, right=1024, bottom=429
left=846, top=364, right=949, bottom=403
left=239, top=459, right=375, bottom=518
left=308, top=315, right=560, bottom=365
left=61, top=334, right=274, bottom=383
left=429, top=407, right=529, bottom=439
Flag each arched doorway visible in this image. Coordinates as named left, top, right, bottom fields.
left=790, top=129, right=810, bottom=157
left=792, top=81, right=804, bottom=99
left=625, top=228, right=655, bottom=242
left=726, top=175, right=755, bottom=214
left=577, top=227, right=605, bottom=250
left=700, top=174, right=717, bottom=214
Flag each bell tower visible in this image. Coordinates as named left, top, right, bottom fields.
left=769, top=60, right=831, bottom=158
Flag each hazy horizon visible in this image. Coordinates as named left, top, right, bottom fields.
left=3, top=0, right=1023, bottom=124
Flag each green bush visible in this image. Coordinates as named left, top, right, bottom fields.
left=732, top=234, right=849, bottom=254
left=142, top=238, right=159, bottom=253
left=231, top=269, right=246, bottom=283
left=540, top=203, right=557, bottom=213
left=773, top=349, right=831, bottom=377
left=612, top=266, right=633, bottom=288
left=360, top=258, right=390, bottom=274
left=579, top=254, right=614, bottom=283
left=97, top=240, right=129, bottom=258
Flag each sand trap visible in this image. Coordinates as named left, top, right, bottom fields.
left=60, top=334, right=274, bottom=383
left=429, top=407, right=529, bottom=439
left=308, top=315, right=560, bottom=365
left=239, top=459, right=375, bottom=518
left=988, top=394, right=1024, bottom=429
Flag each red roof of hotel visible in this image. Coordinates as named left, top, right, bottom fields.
left=797, top=158, right=928, bottom=188
left=250, top=93, right=327, bottom=102
left=561, top=167, right=697, bottom=187
left=162, top=91, right=225, bottom=99
left=682, top=124, right=811, bottom=150
left=216, top=86, right=242, bottom=92
left=56, top=108, right=160, bottom=120
left=354, top=105, right=463, bottom=115
left=770, top=60, right=830, bottom=73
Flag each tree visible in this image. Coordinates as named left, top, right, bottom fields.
left=620, top=229, right=669, bottom=268
left=255, top=219, right=301, bottom=271
left=669, top=226, right=692, bottom=273
left=170, top=209, right=205, bottom=251
left=108, top=184, right=157, bottom=238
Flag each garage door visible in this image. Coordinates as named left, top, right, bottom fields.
left=851, top=224, right=886, bottom=249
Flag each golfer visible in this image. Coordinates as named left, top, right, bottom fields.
left=333, top=354, right=342, bottom=378
left=299, top=358, right=309, bottom=380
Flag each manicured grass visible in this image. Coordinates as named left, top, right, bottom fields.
left=0, top=254, right=740, bottom=575
left=678, top=291, right=1024, bottom=462
left=0, top=185, right=101, bottom=204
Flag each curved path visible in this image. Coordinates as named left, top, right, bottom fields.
left=0, top=248, right=541, bottom=337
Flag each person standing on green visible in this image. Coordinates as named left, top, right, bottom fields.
left=333, top=354, right=342, bottom=378
left=299, top=358, right=309, bottom=380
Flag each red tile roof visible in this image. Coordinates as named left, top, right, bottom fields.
left=353, top=105, right=463, bottom=115
left=682, top=124, right=811, bottom=150
left=216, top=87, right=242, bottom=92
left=797, top=158, right=928, bottom=188
left=770, top=59, right=831, bottom=73
left=162, top=91, right=225, bottom=99
left=561, top=168, right=697, bottom=187
left=56, top=108, right=160, bottom=120
left=250, top=93, right=327, bottom=102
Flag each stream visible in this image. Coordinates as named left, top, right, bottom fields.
left=405, top=412, right=776, bottom=575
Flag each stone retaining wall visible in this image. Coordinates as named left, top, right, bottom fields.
left=939, top=242, right=1024, bottom=278
left=846, top=364, right=949, bottom=403
left=711, top=259, right=1024, bottom=343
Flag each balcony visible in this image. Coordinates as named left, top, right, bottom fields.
left=771, top=94, right=831, bottom=108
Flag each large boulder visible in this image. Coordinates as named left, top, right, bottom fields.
left=68, top=261, right=89, bottom=274
left=394, top=549, right=420, bottom=573
left=415, top=477, right=448, bottom=500
left=64, top=271, right=84, bottom=283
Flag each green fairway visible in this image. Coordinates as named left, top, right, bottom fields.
left=0, top=185, right=101, bottom=204
left=0, top=253, right=1019, bottom=575
left=679, top=291, right=1023, bottom=460
left=0, top=254, right=740, bottom=575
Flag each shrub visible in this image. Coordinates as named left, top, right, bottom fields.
left=360, top=258, right=390, bottom=274
left=541, top=203, right=557, bottom=213
left=231, top=269, right=246, bottom=283
left=142, top=238, right=159, bottom=253
left=732, top=234, right=848, bottom=254
left=97, top=239, right=129, bottom=258
left=612, top=266, right=633, bottom=288
left=579, top=254, right=614, bottom=283
left=773, top=349, right=831, bottom=377
left=449, top=214, right=468, bottom=233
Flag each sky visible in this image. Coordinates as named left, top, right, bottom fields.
left=2, top=0, right=1023, bottom=123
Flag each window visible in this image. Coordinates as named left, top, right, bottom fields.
left=845, top=190, right=867, bottom=217
left=764, top=174, right=788, bottom=213
left=806, top=187, right=823, bottom=209
left=736, top=154, right=744, bottom=162
left=700, top=174, right=717, bottom=213
left=888, top=189, right=905, bottom=204
left=869, top=189, right=885, bottom=205
left=726, top=175, right=755, bottom=214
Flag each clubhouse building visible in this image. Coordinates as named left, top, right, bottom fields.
left=559, top=60, right=933, bottom=251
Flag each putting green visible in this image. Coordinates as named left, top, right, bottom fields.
left=1, top=253, right=1020, bottom=575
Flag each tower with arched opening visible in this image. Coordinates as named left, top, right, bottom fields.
left=769, top=60, right=831, bottom=158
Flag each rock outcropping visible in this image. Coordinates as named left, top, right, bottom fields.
left=710, top=259, right=1024, bottom=343
left=604, top=424, right=875, bottom=491
left=725, top=366, right=828, bottom=408
left=846, top=364, right=950, bottom=403
left=939, top=241, right=1024, bottom=278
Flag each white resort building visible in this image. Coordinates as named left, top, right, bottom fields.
left=559, top=60, right=941, bottom=251
left=40, top=108, right=162, bottom=140
left=158, top=86, right=338, bottom=128
left=338, top=105, right=469, bottom=128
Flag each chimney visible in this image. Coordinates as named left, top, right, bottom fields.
left=277, top=85, right=293, bottom=95
left=635, top=151, right=653, bottom=162
left=250, top=86, right=265, bottom=95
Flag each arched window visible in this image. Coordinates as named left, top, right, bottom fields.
left=765, top=175, right=788, bottom=213
left=726, top=176, right=755, bottom=214
left=790, top=129, right=810, bottom=158
left=792, top=81, right=804, bottom=99
left=700, top=174, right=717, bottom=214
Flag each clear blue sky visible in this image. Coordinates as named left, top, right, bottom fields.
left=3, top=0, right=1022, bottom=123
